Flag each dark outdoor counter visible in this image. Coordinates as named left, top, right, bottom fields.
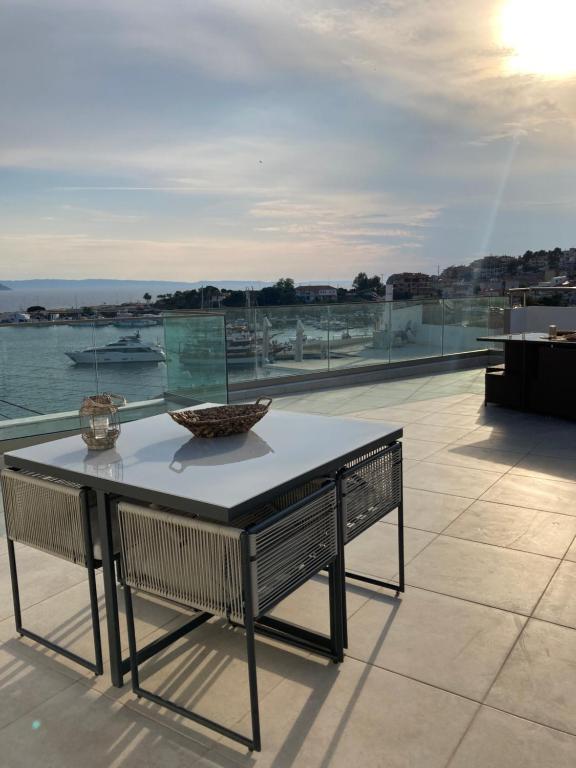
left=478, top=333, right=576, bottom=418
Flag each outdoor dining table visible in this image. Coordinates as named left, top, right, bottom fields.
left=3, top=406, right=402, bottom=687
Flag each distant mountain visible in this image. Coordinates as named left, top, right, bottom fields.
left=0, top=283, right=10, bottom=291
left=1, top=278, right=274, bottom=291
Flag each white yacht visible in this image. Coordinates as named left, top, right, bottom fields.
left=66, top=333, right=165, bottom=364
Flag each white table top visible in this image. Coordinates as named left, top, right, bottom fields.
left=5, top=408, right=402, bottom=521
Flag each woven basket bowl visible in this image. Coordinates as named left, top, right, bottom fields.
left=169, top=397, right=273, bottom=438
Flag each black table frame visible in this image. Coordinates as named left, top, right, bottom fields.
left=4, top=429, right=402, bottom=689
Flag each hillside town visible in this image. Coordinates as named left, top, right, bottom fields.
left=2, top=247, right=576, bottom=323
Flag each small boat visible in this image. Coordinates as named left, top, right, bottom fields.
left=66, top=332, right=166, bottom=364
left=179, top=329, right=264, bottom=367
left=226, top=330, right=264, bottom=365
left=113, top=317, right=159, bottom=328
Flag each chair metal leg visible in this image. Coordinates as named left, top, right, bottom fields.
left=397, top=500, right=405, bottom=594
left=7, top=538, right=103, bottom=675
left=7, top=538, right=23, bottom=634
left=96, top=490, right=123, bottom=687
left=242, top=535, right=261, bottom=751
left=124, top=584, right=141, bottom=692
left=123, top=578, right=261, bottom=751
left=86, top=563, right=103, bottom=675
left=82, top=497, right=104, bottom=675
left=335, top=472, right=349, bottom=649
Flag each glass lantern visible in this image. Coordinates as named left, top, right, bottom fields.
left=79, top=393, right=126, bottom=450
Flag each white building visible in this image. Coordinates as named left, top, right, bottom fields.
left=296, top=285, right=338, bottom=303
left=0, top=312, right=30, bottom=323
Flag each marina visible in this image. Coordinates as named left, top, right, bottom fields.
left=0, top=301, right=503, bottom=424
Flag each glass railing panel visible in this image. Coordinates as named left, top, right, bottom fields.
left=0, top=317, right=170, bottom=440
left=223, top=307, right=259, bottom=385
left=164, top=312, right=227, bottom=405
left=87, top=320, right=167, bottom=409
left=0, top=319, right=96, bottom=439
left=325, top=302, right=391, bottom=370
left=389, top=299, right=443, bottom=362
left=442, top=297, right=506, bottom=354
left=230, top=305, right=331, bottom=382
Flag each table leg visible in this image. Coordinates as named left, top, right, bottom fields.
left=96, top=490, right=123, bottom=687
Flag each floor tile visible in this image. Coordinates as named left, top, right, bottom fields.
left=427, top=445, right=525, bottom=473
left=0, top=620, right=78, bottom=730
left=533, top=431, right=576, bottom=454
left=0, top=575, right=186, bottom=671
left=218, top=656, right=478, bottom=768
left=528, top=443, right=576, bottom=460
left=511, top=454, right=576, bottom=484
left=406, top=536, right=558, bottom=613
left=438, top=402, right=485, bottom=416
left=450, top=705, right=576, bottom=768
left=0, top=682, right=211, bottom=767
left=413, top=412, right=486, bottom=430
left=398, top=438, right=444, bottom=461
left=481, top=474, right=576, bottom=515
left=386, top=488, right=473, bottom=533
left=347, top=587, right=525, bottom=700
left=455, top=430, right=537, bottom=454
left=0, top=546, right=88, bottom=622
left=444, top=500, right=576, bottom=558
left=269, top=575, right=370, bottom=634
left=487, top=619, right=576, bottom=735
left=125, top=618, right=310, bottom=737
left=403, top=462, right=502, bottom=498
left=401, top=424, right=474, bottom=443
left=565, top=538, right=576, bottom=562
left=534, top=561, right=576, bottom=629
left=345, top=524, right=435, bottom=581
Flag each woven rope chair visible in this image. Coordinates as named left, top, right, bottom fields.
left=117, top=480, right=342, bottom=752
left=340, top=441, right=404, bottom=587
left=0, top=468, right=109, bottom=675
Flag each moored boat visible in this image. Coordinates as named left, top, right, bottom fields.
left=66, top=332, right=165, bottom=364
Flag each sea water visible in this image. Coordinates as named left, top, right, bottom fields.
left=0, top=324, right=167, bottom=420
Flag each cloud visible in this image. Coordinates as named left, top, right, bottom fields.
left=0, top=231, right=429, bottom=280
left=2, top=0, right=576, bottom=279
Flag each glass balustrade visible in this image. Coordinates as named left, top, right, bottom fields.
left=164, top=312, right=227, bottom=405
left=0, top=312, right=227, bottom=441
left=0, top=298, right=504, bottom=441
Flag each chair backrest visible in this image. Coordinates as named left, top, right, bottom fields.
left=118, top=503, right=245, bottom=621
left=1, top=469, right=91, bottom=566
left=117, top=481, right=337, bottom=622
left=342, top=442, right=402, bottom=543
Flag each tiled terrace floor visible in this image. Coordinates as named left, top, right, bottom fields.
left=2, top=367, right=576, bottom=766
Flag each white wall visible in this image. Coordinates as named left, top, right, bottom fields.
left=510, top=306, right=576, bottom=333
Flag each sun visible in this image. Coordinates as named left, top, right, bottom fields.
left=499, top=0, right=576, bottom=78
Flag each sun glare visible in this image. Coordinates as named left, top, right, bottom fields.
left=499, top=0, right=576, bottom=77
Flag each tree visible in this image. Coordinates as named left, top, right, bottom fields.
left=353, top=273, right=382, bottom=293
left=275, top=277, right=295, bottom=293
left=26, top=305, right=46, bottom=313
left=257, top=278, right=298, bottom=306
left=154, top=290, right=201, bottom=309
left=222, top=290, right=246, bottom=307
left=143, top=292, right=152, bottom=304
left=353, top=272, right=369, bottom=291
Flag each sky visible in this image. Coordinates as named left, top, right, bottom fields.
left=1, top=0, right=576, bottom=282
